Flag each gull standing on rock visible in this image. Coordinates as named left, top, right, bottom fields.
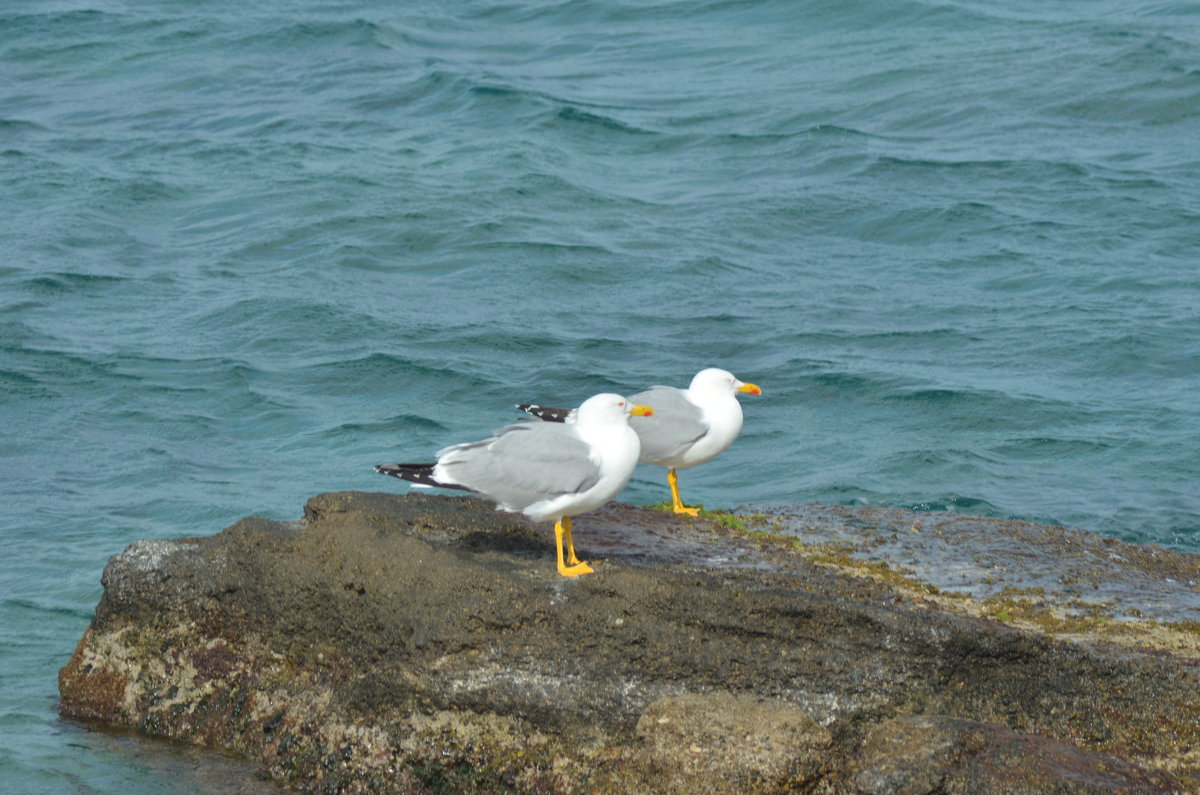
left=376, top=393, right=652, bottom=577
left=518, top=368, right=761, bottom=515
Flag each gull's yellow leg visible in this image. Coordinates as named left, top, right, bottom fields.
left=562, top=515, right=583, bottom=565
left=554, top=517, right=593, bottom=577
left=668, top=468, right=700, bottom=516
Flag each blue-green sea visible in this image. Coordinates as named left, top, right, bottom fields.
left=3, top=0, right=1199, bottom=790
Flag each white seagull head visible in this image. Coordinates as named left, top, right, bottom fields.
left=688, top=368, right=762, bottom=399
left=575, top=392, right=654, bottom=425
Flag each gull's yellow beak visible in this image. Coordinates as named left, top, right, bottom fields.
left=630, top=403, right=654, bottom=416
left=737, top=381, right=762, bottom=395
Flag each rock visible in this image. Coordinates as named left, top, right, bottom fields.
left=59, top=492, right=1199, bottom=792
left=852, top=716, right=1188, bottom=794
left=636, top=692, right=831, bottom=791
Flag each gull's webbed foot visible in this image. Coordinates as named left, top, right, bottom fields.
left=667, top=468, right=701, bottom=517
left=558, top=560, right=594, bottom=577
left=555, top=518, right=593, bottom=577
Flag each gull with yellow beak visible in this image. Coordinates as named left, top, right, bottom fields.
left=518, top=368, right=761, bottom=515
left=376, top=392, right=653, bottom=577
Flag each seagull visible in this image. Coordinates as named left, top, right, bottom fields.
left=518, top=368, right=761, bottom=516
left=376, top=393, right=652, bottom=577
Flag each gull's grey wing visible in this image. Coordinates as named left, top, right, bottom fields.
left=629, top=385, right=708, bottom=463
left=437, top=423, right=601, bottom=511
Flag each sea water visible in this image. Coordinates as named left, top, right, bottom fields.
left=2, top=0, right=1198, bottom=790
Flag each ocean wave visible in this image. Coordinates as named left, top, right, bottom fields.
left=23, top=271, right=130, bottom=293
left=225, top=18, right=397, bottom=52
left=2, top=597, right=95, bottom=623
left=991, top=436, right=1117, bottom=462
left=552, top=105, right=656, bottom=136
left=299, top=350, right=491, bottom=382
left=319, top=414, right=450, bottom=438
left=0, top=119, right=50, bottom=138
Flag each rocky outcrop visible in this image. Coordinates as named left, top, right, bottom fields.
left=59, top=491, right=1200, bottom=792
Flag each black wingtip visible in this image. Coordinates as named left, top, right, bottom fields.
left=516, top=403, right=572, bottom=423
left=374, top=463, right=432, bottom=480
left=375, top=463, right=471, bottom=492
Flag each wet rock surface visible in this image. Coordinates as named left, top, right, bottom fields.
left=761, top=503, right=1200, bottom=623
left=60, top=492, right=1200, bottom=792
